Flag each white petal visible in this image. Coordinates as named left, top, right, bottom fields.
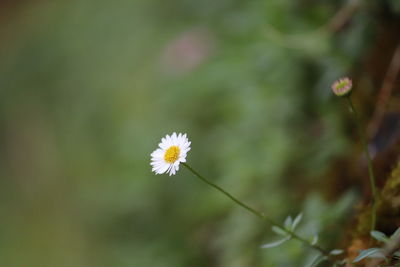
left=151, top=148, right=164, bottom=157
left=167, top=165, right=174, bottom=175
left=150, top=161, right=164, bottom=167
left=154, top=163, right=169, bottom=174
left=165, top=134, right=172, bottom=146
left=172, top=132, right=177, bottom=145
left=159, top=140, right=168, bottom=149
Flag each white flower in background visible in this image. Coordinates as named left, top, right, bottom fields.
left=150, top=132, right=191, bottom=176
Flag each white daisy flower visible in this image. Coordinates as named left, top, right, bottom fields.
left=150, top=132, right=191, bottom=176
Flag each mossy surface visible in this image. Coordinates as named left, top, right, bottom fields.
left=346, top=160, right=400, bottom=263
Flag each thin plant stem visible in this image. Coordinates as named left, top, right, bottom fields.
left=182, top=162, right=332, bottom=258
left=346, top=96, right=377, bottom=231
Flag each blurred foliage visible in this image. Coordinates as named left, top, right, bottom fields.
left=0, top=0, right=396, bottom=266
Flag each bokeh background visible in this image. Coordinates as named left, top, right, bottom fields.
left=1, top=0, right=400, bottom=266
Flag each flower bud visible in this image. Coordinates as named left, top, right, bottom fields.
left=331, top=77, right=353, bottom=97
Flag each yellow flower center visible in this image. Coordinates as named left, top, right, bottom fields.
left=164, top=146, right=180, bottom=163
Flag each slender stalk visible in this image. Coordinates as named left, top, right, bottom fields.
left=346, top=96, right=378, bottom=231
left=182, top=162, right=331, bottom=257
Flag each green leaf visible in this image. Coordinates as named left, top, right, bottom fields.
left=284, top=215, right=293, bottom=229
left=393, top=250, right=400, bottom=259
left=390, top=227, right=400, bottom=240
left=261, top=236, right=291, bottom=249
left=292, top=213, right=303, bottom=230
left=370, top=231, right=389, bottom=243
left=306, top=254, right=328, bottom=267
left=353, top=248, right=386, bottom=263
left=272, top=226, right=288, bottom=236
left=330, top=249, right=344, bottom=255
left=311, top=234, right=318, bottom=245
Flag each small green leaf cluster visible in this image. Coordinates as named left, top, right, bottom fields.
left=261, top=213, right=303, bottom=249
left=261, top=212, right=347, bottom=266
left=353, top=227, right=400, bottom=263
left=261, top=212, right=344, bottom=254
left=307, top=249, right=344, bottom=267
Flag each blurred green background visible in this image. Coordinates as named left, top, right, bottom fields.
left=1, top=0, right=398, bottom=266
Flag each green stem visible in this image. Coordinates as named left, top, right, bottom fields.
left=182, top=162, right=331, bottom=258
left=346, top=96, right=377, bottom=231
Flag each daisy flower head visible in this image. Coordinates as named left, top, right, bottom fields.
left=331, top=77, right=353, bottom=97
left=150, top=132, right=191, bottom=176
